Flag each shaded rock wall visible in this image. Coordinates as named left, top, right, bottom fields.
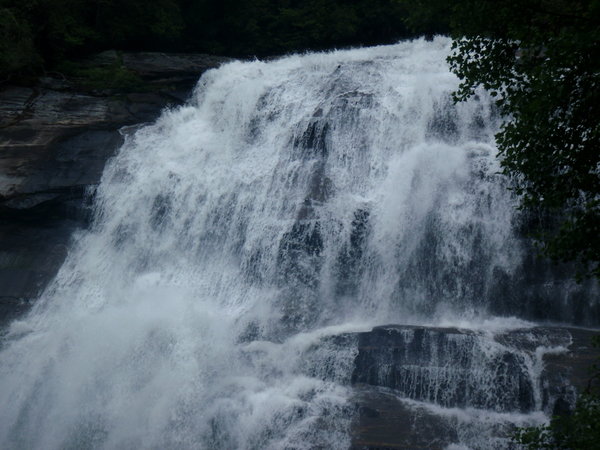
left=0, top=52, right=230, bottom=327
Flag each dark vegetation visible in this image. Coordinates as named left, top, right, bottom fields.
left=0, top=0, right=409, bottom=82
left=426, top=1, right=599, bottom=446
left=445, top=0, right=600, bottom=281
left=515, top=395, right=600, bottom=449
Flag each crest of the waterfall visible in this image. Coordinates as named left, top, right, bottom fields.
left=0, top=37, right=577, bottom=449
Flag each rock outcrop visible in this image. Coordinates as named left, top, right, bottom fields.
left=347, top=324, right=598, bottom=449
left=351, top=325, right=538, bottom=413
left=0, top=52, right=230, bottom=327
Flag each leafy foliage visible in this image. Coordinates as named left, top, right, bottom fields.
left=514, top=395, right=600, bottom=449
left=179, top=0, right=409, bottom=56
left=0, top=6, right=41, bottom=80
left=57, top=56, right=146, bottom=92
left=446, top=0, right=600, bottom=278
left=0, top=0, right=410, bottom=81
left=0, top=0, right=184, bottom=80
left=398, top=0, right=452, bottom=36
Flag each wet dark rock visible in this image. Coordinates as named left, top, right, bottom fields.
left=488, top=252, right=600, bottom=327
left=346, top=324, right=600, bottom=449
left=427, top=98, right=460, bottom=143
left=0, top=52, right=229, bottom=328
left=351, top=325, right=535, bottom=413
left=335, top=209, right=370, bottom=297
left=121, top=52, right=231, bottom=84
left=351, top=386, right=458, bottom=450
left=276, top=220, right=323, bottom=330
left=296, top=121, right=330, bottom=157
left=536, top=327, right=600, bottom=413
left=0, top=219, right=74, bottom=325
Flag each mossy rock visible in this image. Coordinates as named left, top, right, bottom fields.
left=57, top=52, right=148, bottom=94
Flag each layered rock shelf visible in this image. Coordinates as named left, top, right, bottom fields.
left=347, top=325, right=598, bottom=449
left=0, top=52, right=230, bottom=326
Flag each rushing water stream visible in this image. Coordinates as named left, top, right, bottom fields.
left=0, top=38, right=597, bottom=449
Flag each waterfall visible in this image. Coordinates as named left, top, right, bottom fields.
left=0, top=37, right=597, bottom=449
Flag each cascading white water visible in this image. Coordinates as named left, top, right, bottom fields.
left=0, top=37, right=589, bottom=449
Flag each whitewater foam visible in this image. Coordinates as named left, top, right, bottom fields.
left=0, top=37, right=589, bottom=449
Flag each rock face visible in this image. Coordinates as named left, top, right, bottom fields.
left=121, top=52, right=231, bottom=85
left=298, top=324, right=598, bottom=448
left=0, top=52, right=230, bottom=327
left=352, top=326, right=537, bottom=413
left=347, top=325, right=598, bottom=449
left=351, top=386, right=461, bottom=450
